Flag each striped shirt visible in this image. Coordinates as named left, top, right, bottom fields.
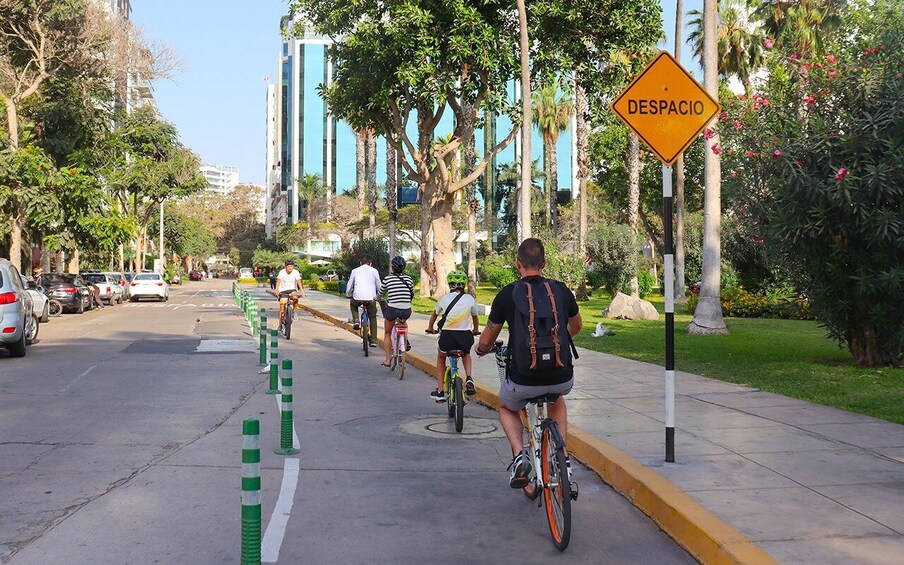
left=382, top=274, right=414, bottom=309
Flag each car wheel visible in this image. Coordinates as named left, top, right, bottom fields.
left=24, top=314, right=39, bottom=344
left=77, top=297, right=85, bottom=314
left=7, top=332, right=26, bottom=357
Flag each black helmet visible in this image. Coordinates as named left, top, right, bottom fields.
left=391, top=256, right=406, bottom=273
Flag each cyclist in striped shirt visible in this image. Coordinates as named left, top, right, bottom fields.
left=380, top=256, right=415, bottom=367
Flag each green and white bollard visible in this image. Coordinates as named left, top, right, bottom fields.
left=241, top=419, right=262, bottom=565
left=275, top=359, right=299, bottom=455
left=266, top=330, right=279, bottom=395
left=258, top=309, right=267, bottom=366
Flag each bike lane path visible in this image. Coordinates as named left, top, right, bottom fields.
left=276, top=289, right=904, bottom=565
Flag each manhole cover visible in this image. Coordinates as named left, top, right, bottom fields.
left=400, top=417, right=505, bottom=440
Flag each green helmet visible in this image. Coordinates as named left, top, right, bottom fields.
left=447, top=269, right=467, bottom=288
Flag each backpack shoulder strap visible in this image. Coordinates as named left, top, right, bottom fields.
left=525, top=280, right=538, bottom=368
left=542, top=280, right=565, bottom=368
left=437, top=291, right=466, bottom=330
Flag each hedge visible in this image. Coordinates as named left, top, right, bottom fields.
left=687, top=287, right=814, bottom=320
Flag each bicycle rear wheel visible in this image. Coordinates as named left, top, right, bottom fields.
left=389, top=334, right=398, bottom=371
left=541, top=422, right=572, bottom=551
left=362, top=314, right=369, bottom=356
left=445, top=368, right=454, bottom=418
left=48, top=299, right=62, bottom=317
left=453, top=376, right=464, bottom=432
left=396, top=335, right=406, bottom=380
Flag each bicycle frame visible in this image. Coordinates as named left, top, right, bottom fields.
left=390, top=318, right=408, bottom=379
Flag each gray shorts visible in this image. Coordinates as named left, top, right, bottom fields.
left=498, top=378, right=574, bottom=411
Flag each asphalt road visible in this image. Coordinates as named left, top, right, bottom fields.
left=0, top=279, right=697, bottom=564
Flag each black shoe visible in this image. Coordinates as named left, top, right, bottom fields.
left=405, top=342, right=412, bottom=352
left=353, top=322, right=360, bottom=330
left=465, top=377, right=476, bottom=396
left=430, top=389, right=446, bottom=403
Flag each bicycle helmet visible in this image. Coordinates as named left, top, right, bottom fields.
left=447, top=269, right=467, bottom=289
left=391, top=256, right=406, bottom=274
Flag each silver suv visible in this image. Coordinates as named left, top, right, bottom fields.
left=0, top=258, right=37, bottom=357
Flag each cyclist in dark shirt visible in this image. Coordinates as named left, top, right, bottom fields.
left=476, top=238, right=582, bottom=487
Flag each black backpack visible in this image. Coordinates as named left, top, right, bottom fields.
left=509, top=277, right=577, bottom=380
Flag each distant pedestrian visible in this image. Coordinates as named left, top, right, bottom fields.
left=268, top=270, right=277, bottom=290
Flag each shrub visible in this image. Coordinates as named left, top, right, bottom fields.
left=339, top=238, right=389, bottom=278
left=637, top=270, right=655, bottom=298
left=321, top=280, right=340, bottom=292
left=686, top=287, right=813, bottom=320
left=544, top=246, right=586, bottom=289
left=586, top=223, right=637, bottom=294
left=479, top=252, right=517, bottom=289
left=237, top=277, right=257, bottom=285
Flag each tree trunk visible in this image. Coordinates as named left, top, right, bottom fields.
left=8, top=210, right=25, bottom=272
left=465, top=130, right=478, bottom=296
left=516, top=0, right=532, bottom=242
left=575, top=82, right=590, bottom=301
left=543, top=141, right=552, bottom=227
left=431, top=192, right=455, bottom=298
left=419, top=183, right=433, bottom=298
left=674, top=0, right=688, bottom=305
left=688, top=0, right=728, bottom=335
left=548, top=139, right=559, bottom=230
left=628, top=132, right=641, bottom=298
left=387, top=145, right=398, bottom=257
left=67, top=248, right=80, bottom=274
left=367, top=132, right=377, bottom=237
left=355, top=130, right=366, bottom=219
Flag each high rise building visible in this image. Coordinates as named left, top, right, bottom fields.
left=96, top=0, right=156, bottom=114
left=200, top=165, right=240, bottom=196
left=267, top=14, right=575, bottom=239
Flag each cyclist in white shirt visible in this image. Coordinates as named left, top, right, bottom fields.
left=346, top=256, right=382, bottom=347
left=274, top=259, right=305, bottom=326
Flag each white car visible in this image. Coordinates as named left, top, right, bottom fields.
left=20, top=275, right=49, bottom=322
left=129, top=272, right=169, bottom=302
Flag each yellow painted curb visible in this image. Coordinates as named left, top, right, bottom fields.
left=297, top=302, right=777, bottom=565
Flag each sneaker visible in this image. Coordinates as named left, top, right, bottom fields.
left=369, top=339, right=380, bottom=348
left=465, top=377, right=476, bottom=396
left=405, top=342, right=412, bottom=352
left=353, top=322, right=360, bottom=330
left=508, top=451, right=532, bottom=489
left=430, top=389, right=446, bottom=403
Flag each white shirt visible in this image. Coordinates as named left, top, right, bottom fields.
left=434, top=291, right=479, bottom=331
left=276, top=268, right=302, bottom=293
left=346, top=264, right=382, bottom=301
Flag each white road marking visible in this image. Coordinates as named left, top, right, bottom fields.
left=60, top=365, right=96, bottom=393
left=261, top=457, right=300, bottom=563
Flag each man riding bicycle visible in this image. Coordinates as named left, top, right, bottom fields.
left=347, top=256, right=382, bottom=347
left=476, top=238, right=582, bottom=488
left=274, top=259, right=305, bottom=328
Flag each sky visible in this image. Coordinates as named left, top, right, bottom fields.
left=131, top=0, right=703, bottom=187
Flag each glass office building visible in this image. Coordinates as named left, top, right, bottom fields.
left=269, top=16, right=575, bottom=230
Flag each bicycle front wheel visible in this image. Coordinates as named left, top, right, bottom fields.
left=453, top=376, right=464, bottom=432
left=541, top=422, right=572, bottom=551
left=283, top=308, right=292, bottom=340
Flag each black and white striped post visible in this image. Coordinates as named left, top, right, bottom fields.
left=663, top=164, right=676, bottom=463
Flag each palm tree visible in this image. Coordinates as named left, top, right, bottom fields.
left=574, top=79, right=590, bottom=301
left=627, top=132, right=641, bottom=298
left=516, top=0, right=531, bottom=242
left=355, top=129, right=366, bottom=220
left=675, top=0, right=688, bottom=304
left=688, top=0, right=765, bottom=97
left=532, top=83, right=573, bottom=229
left=296, top=173, right=325, bottom=241
left=688, top=0, right=728, bottom=335
left=755, top=0, right=843, bottom=59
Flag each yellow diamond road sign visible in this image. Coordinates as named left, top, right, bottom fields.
left=612, top=51, right=721, bottom=166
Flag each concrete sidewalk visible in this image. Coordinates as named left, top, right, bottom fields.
left=257, top=288, right=904, bottom=564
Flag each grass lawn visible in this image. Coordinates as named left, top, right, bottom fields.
left=321, top=285, right=903, bottom=423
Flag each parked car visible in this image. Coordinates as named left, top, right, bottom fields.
left=129, top=272, right=169, bottom=302
left=320, top=269, right=339, bottom=282
left=19, top=275, right=49, bottom=322
left=188, top=269, right=202, bottom=281
left=41, top=273, right=93, bottom=313
left=1, top=258, right=37, bottom=357
left=82, top=272, right=124, bottom=305
left=239, top=267, right=254, bottom=279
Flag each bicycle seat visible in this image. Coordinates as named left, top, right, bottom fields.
left=446, top=349, right=467, bottom=358
left=525, top=393, right=561, bottom=405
